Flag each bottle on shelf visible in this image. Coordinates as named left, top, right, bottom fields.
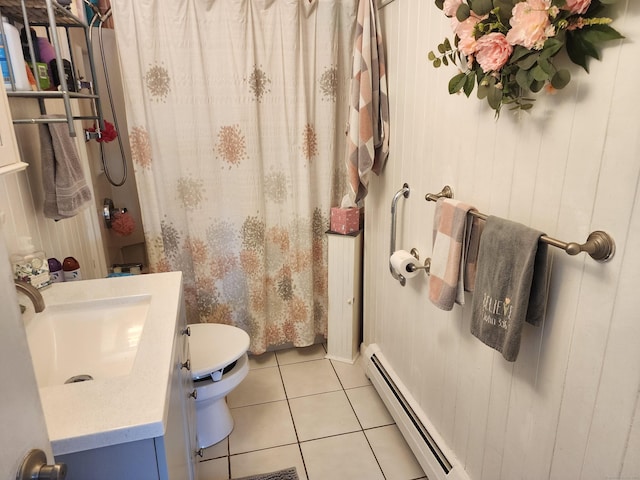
left=1, top=16, right=31, bottom=91
left=48, top=258, right=65, bottom=283
left=62, top=256, right=81, bottom=281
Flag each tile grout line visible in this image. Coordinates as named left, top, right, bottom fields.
left=276, top=349, right=311, bottom=480
left=328, top=355, right=389, bottom=480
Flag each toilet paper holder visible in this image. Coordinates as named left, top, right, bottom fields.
left=407, top=248, right=430, bottom=275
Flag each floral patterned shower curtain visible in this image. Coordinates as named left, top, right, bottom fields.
left=110, top=0, right=357, bottom=354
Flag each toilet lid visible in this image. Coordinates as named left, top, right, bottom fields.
left=188, top=323, right=250, bottom=380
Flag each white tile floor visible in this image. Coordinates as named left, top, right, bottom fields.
left=197, top=344, right=427, bottom=480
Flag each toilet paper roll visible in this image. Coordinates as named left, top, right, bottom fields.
left=390, top=250, right=419, bottom=279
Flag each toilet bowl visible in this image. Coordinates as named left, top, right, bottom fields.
left=188, top=323, right=250, bottom=449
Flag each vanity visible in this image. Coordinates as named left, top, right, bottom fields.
left=21, top=272, right=198, bottom=480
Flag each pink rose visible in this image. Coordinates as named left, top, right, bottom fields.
left=563, top=0, right=591, bottom=14
left=443, top=0, right=463, bottom=17
left=453, top=15, right=483, bottom=56
left=475, top=32, right=513, bottom=72
left=506, top=0, right=555, bottom=50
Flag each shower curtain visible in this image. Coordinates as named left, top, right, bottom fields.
left=110, top=0, right=357, bottom=353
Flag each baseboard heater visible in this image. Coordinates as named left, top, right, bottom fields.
left=364, top=344, right=470, bottom=480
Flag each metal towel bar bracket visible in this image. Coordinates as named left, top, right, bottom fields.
left=425, top=185, right=615, bottom=262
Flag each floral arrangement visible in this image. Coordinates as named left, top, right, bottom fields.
left=428, top=0, right=623, bottom=115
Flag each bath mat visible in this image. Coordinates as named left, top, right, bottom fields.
left=233, top=467, right=299, bottom=480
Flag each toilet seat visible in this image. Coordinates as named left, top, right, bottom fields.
left=188, top=323, right=250, bottom=380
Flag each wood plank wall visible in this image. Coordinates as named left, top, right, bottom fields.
left=0, top=99, right=107, bottom=280
left=364, top=1, right=640, bottom=479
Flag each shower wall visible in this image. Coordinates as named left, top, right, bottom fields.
left=0, top=99, right=108, bottom=279
left=363, top=1, right=640, bottom=479
left=82, top=28, right=146, bottom=270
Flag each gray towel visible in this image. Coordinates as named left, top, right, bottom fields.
left=470, top=216, right=549, bottom=362
left=40, top=115, right=92, bottom=220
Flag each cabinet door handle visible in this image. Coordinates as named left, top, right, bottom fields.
left=181, top=326, right=191, bottom=336
left=189, top=389, right=197, bottom=400
left=181, top=359, right=191, bottom=371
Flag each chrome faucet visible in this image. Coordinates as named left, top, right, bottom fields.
left=14, top=280, right=45, bottom=313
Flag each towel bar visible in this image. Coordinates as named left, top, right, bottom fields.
left=425, top=185, right=615, bottom=262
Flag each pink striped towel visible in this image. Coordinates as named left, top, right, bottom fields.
left=428, top=198, right=478, bottom=310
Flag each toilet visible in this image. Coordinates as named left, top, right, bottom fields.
left=188, top=323, right=250, bottom=449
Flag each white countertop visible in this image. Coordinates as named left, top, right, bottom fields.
left=23, top=272, right=184, bottom=456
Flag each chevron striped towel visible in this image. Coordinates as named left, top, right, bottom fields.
left=345, top=0, right=390, bottom=203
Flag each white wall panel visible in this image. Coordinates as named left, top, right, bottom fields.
left=1, top=99, right=108, bottom=280
left=368, top=0, right=639, bottom=479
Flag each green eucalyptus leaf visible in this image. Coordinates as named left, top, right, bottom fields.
left=515, top=68, right=531, bottom=90
left=477, top=82, right=489, bottom=99
left=470, top=0, right=493, bottom=15
left=540, top=38, right=564, bottom=60
left=456, top=3, right=471, bottom=21
left=517, top=52, right=540, bottom=70
left=444, top=37, right=452, bottom=51
left=519, top=103, right=534, bottom=111
left=438, top=43, right=447, bottom=54
left=428, top=51, right=436, bottom=61
left=530, top=79, right=545, bottom=93
left=493, top=0, right=517, bottom=23
left=435, top=0, right=445, bottom=9
left=510, top=46, right=535, bottom=63
left=443, top=56, right=449, bottom=66
left=464, top=71, right=476, bottom=97
left=551, top=69, right=571, bottom=89
left=434, top=58, right=442, bottom=68
left=448, top=73, right=467, bottom=94
left=531, top=65, right=549, bottom=82
left=487, top=85, right=503, bottom=111
left=538, top=57, right=555, bottom=76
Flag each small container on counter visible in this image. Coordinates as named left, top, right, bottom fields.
left=62, top=256, right=81, bottom=281
left=48, top=257, right=64, bottom=282
left=11, top=237, right=51, bottom=289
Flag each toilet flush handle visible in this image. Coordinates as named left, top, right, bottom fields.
left=211, top=370, right=223, bottom=382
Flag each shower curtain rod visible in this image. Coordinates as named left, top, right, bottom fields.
left=425, top=185, right=616, bottom=262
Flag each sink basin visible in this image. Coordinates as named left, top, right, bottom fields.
left=19, top=272, right=185, bottom=456
left=26, top=295, right=151, bottom=388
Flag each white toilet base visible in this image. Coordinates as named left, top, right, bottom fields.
left=196, top=396, right=234, bottom=449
